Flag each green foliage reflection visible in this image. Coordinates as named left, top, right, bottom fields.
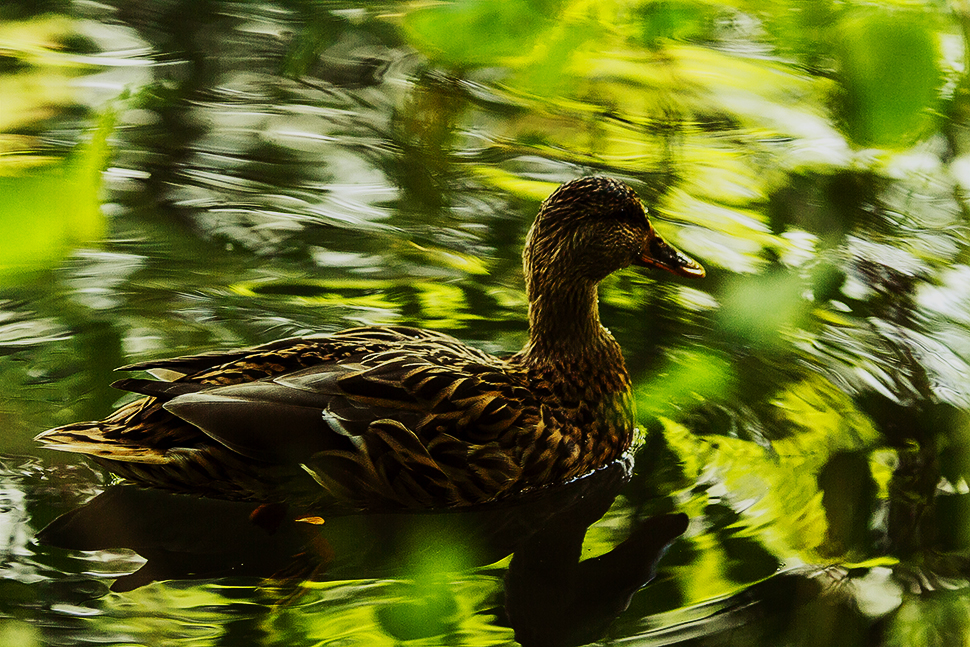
left=656, top=372, right=882, bottom=601
left=835, top=8, right=943, bottom=148
left=0, top=118, right=110, bottom=284
left=0, top=14, right=113, bottom=284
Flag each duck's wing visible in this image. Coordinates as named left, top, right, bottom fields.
left=40, top=326, right=545, bottom=507
left=151, top=344, right=540, bottom=507
left=38, top=325, right=460, bottom=455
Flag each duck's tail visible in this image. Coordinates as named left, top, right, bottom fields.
left=36, top=378, right=209, bottom=465
left=35, top=420, right=170, bottom=464
left=37, top=420, right=284, bottom=501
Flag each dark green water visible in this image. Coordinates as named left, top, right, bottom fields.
left=3, top=1, right=970, bottom=645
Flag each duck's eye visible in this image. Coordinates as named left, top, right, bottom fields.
left=615, top=201, right=646, bottom=223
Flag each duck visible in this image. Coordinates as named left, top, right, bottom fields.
left=36, top=176, right=704, bottom=510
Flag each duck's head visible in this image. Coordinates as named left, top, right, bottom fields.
left=523, top=176, right=704, bottom=299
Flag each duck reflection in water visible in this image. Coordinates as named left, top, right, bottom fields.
left=40, top=457, right=688, bottom=647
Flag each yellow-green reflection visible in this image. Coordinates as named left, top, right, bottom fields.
left=0, top=12, right=113, bottom=285
left=658, top=372, right=882, bottom=604
left=0, top=620, right=41, bottom=647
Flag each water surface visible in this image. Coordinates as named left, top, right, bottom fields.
left=3, top=1, right=970, bottom=645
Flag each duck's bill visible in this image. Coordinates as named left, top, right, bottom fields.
left=636, top=236, right=706, bottom=278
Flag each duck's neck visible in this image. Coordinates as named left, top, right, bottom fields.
left=516, top=275, right=626, bottom=376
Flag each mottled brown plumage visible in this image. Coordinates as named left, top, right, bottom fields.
left=37, top=176, right=704, bottom=509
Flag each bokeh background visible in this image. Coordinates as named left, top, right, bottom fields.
left=3, top=0, right=970, bottom=645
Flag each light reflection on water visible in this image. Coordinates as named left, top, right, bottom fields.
left=3, top=0, right=970, bottom=645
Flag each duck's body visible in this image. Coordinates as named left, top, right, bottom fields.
left=38, top=177, right=703, bottom=509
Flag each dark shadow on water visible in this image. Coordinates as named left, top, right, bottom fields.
left=38, top=458, right=687, bottom=647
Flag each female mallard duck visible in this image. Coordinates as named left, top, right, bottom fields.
left=37, top=176, right=704, bottom=509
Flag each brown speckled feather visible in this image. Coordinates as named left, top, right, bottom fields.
left=37, top=177, right=704, bottom=510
